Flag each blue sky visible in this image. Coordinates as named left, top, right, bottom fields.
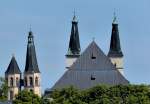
left=0, top=0, right=150, bottom=93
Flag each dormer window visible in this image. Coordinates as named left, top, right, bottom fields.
left=91, top=53, right=96, bottom=59
left=91, top=75, right=96, bottom=80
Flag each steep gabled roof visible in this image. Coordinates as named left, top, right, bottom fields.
left=5, top=56, right=21, bottom=75
left=24, top=31, right=40, bottom=73
left=69, top=41, right=116, bottom=71
left=51, top=41, right=129, bottom=90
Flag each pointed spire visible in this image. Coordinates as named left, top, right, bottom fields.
left=108, top=13, right=123, bottom=57
left=66, top=14, right=81, bottom=57
left=5, top=55, right=21, bottom=74
left=24, top=30, right=40, bottom=73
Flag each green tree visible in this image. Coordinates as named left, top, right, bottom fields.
left=48, top=84, right=150, bottom=104
left=13, top=90, right=41, bottom=104
left=50, top=86, right=86, bottom=104
left=0, top=77, right=8, bottom=101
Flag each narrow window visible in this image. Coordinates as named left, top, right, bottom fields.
left=35, top=77, right=38, bottom=86
left=24, top=77, right=27, bottom=86
left=114, top=63, right=117, bottom=67
left=29, top=77, right=33, bottom=86
left=16, top=77, right=19, bottom=87
left=10, top=77, right=13, bottom=86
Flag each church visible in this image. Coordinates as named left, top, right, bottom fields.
left=5, top=31, right=41, bottom=100
left=4, top=14, right=129, bottom=100
left=48, top=14, right=129, bottom=92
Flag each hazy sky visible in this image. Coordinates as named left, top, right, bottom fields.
left=0, top=0, right=150, bottom=93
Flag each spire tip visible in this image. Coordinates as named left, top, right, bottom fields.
left=72, top=10, right=77, bottom=22
left=12, top=53, right=15, bottom=57
left=92, top=37, right=95, bottom=41
left=113, top=12, right=117, bottom=24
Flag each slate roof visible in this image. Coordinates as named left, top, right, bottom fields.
left=24, top=31, right=40, bottom=73
left=66, top=15, right=81, bottom=56
left=5, top=56, right=21, bottom=75
left=108, top=18, right=123, bottom=57
left=51, top=41, right=129, bottom=90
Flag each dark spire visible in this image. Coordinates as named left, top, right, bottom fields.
left=5, top=55, right=21, bottom=75
left=66, top=14, right=81, bottom=57
left=108, top=14, right=123, bottom=57
left=24, top=30, right=40, bottom=73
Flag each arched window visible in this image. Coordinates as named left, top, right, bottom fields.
left=16, top=77, right=19, bottom=87
left=29, top=77, right=33, bottom=86
left=10, top=77, right=13, bottom=86
left=24, top=77, right=27, bottom=86
left=114, top=63, right=117, bottom=67
left=35, top=77, right=38, bottom=86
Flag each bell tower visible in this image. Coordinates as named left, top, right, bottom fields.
left=24, top=30, right=41, bottom=97
left=66, top=14, right=81, bottom=68
left=108, top=14, right=124, bottom=75
left=5, top=55, right=21, bottom=100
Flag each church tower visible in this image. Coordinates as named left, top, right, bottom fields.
left=66, top=14, right=81, bottom=68
left=24, top=30, right=41, bottom=97
left=5, top=55, right=21, bottom=100
left=108, top=14, right=124, bottom=75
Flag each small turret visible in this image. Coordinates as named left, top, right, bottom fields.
left=108, top=14, right=124, bottom=75
left=24, top=30, right=41, bottom=97
left=66, top=14, right=81, bottom=68
left=5, top=55, right=21, bottom=100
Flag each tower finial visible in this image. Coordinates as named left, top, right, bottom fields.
left=113, top=12, right=117, bottom=24
left=28, top=25, right=33, bottom=37
left=92, top=37, right=95, bottom=41
left=72, top=10, right=77, bottom=22
left=12, top=53, right=15, bottom=57
left=73, top=10, right=75, bottom=17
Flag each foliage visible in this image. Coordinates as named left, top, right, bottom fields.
left=6, top=84, right=150, bottom=104
left=48, top=85, right=150, bottom=104
left=0, top=77, right=8, bottom=101
left=13, top=90, right=41, bottom=104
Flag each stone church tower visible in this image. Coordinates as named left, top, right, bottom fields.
left=108, top=15, right=124, bottom=75
left=24, top=31, right=41, bottom=97
left=66, top=15, right=81, bottom=68
left=5, top=55, right=21, bottom=100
